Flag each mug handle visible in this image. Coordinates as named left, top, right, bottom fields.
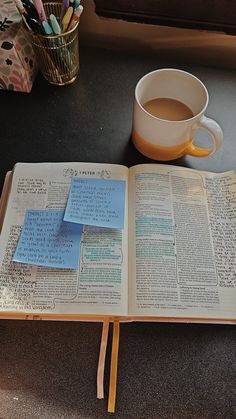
left=185, top=115, right=223, bottom=157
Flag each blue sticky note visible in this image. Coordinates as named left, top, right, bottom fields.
left=13, top=210, right=83, bottom=269
left=64, top=177, right=126, bottom=229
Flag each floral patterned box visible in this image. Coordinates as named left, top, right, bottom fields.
left=0, top=1, right=37, bottom=92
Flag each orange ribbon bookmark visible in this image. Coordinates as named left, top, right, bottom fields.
left=97, top=319, right=110, bottom=399
left=108, top=319, right=120, bottom=413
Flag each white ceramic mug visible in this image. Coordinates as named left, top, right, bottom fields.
left=132, top=68, right=223, bottom=161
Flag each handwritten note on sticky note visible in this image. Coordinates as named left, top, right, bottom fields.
left=64, top=177, right=126, bottom=229
left=13, top=210, right=83, bottom=269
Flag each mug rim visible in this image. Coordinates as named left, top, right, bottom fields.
left=135, top=68, right=209, bottom=124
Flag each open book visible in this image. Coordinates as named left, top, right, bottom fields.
left=0, top=162, right=236, bottom=324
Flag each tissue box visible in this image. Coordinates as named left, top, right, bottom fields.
left=0, top=1, right=37, bottom=92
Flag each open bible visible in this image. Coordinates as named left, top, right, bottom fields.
left=0, top=162, right=236, bottom=324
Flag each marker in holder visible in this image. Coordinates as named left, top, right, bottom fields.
left=23, top=1, right=80, bottom=86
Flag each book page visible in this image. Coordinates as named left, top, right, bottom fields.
left=128, top=164, right=236, bottom=321
left=0, top=162, right=129, bottom=317
left=0, top=171, right=12, bottom=233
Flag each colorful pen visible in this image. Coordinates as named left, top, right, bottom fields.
left=69, top=0, right=76, bottom=9
left=34, top=0, right=47, bottom=22
left=68, top=5, right=83, bottom=30
left=50, top=14, right=61, bottom=34
left=13, top=0, right=27, bottom=14
left=74, top=0, right=81, bottom=8
left=14, top=0, right=42, bottom=33
left=42, top=20, right=53, bottom=35
left=25, top=14, right=44, bottom=33
left=62, top=6, right=73, bottom=32
left=60, top=0, right=70, bottom=19
left=21, top=0, right=39, bottom=20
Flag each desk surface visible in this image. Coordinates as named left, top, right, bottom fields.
left=0, top=46, right=235, bottom=419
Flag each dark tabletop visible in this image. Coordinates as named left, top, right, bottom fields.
left=0, top=46, right=235, bottom=419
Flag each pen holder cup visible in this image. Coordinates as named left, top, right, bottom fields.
left=24, top=2, right=79, bottom=86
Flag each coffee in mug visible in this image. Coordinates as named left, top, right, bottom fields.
left=132, top=69, right=223, bottom=161
left=143, top=98, right=194, bottom=121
